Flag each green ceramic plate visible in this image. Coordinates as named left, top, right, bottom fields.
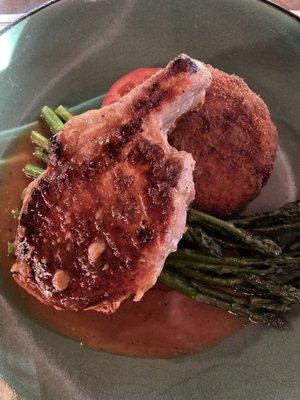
left=0, top=1, right=299, bottom=399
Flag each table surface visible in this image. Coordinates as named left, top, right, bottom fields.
left=0, top=0, right=299, bottom=29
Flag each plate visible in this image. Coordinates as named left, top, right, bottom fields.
left=0, top=1, right=299, bottom=399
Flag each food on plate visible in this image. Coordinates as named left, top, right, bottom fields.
left=11, top=55, right=212, bottom=312
left=169, top=66, right=278, bottom=216
left=6, top=54, right=300, bottom=333
left=104, top=65, right=278, bottom=217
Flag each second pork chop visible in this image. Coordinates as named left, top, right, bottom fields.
left=12, top=55, right=212, bottom=313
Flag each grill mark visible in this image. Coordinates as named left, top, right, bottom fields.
left=49, top=135, right=63, bottom=164
left=19, top=238, right=30, bottom=257
left=105, top=117, right=143, bottom=159
left=128, top=139, right=165, bottom=165
left=135, top=227, right=155, bottom=244
left=134, top=83, right=166, bottom=116
left=169, top=56, right=198, bottom=74
left=128, top=139, right=182, bottom=211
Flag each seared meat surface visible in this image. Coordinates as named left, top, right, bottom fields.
left=12, top=55, right=212, bottom=312
left=169, top=66, right=278, bottom=216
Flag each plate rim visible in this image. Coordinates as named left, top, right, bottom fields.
left=0, top=0, right=299, bottom=36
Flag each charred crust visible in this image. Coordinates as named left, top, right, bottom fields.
left=134, top=83, right=166, bottom=115
left=49, top=135, right=63, bottom=163
left=135, top=227, right=155, bottom=244
left=105, top=141, right=121, bottom=158
left=129, top=140, right=182, bottom=186
left=119, top=117, right=143, bottom=142
left=80, top=159, right=99, bottom=181
left=128, top=139, right=182, bottom=208
left=128, top=139, right=164, bottom=165
left=105, top=117, right=143, bottom=159
left=19, top=212, right=27, bottom=227
left=169, top=55, right=198, bottom=74
left=87, top=160, right=97, bottom=169
left=18, top=238, right=30, bottom=257
left=37, top=178, right=51, bottom=192
left=151, top=158, right=183, bottom=187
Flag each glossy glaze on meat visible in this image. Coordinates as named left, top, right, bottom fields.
left=12, top=55, right=212, bottom=312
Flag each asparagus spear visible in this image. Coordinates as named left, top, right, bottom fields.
left=249, top=298, right=296, bottom=312
left=21, top=188, right=27, bottom=200
left=166, top=258, right=269, bottom=277
left=41, top=106, right=64, bottom=134
left=23, top=164, right=45, bottom=179
left=188, top=280, right=294, bottom=317
left=168, top=254, right=299, bottom=280
left=11, top=208, right=20, bottom=220
left=33, top=147, right=49, bottom=164
left=182, top=229, right=195, bottom=245
left=188, top=209, right=282, bottom=256
left=214, top=236, right=252, bottom=250
left=230, top=200, right=300, bottom=228
left=7, top=242, right=16, bottom=257
left=187, top=225, right=223, bottom=257
left=30, top=130, right=49, bottom=151
left=252, top=222, right=300, bottom=233
left=168, top=256, right=300, bottom=302
left=245, top=276, right=300, bottom=303
left=55, top=105, right=72, bottom=122
left=171, top=266, right=243, bottom=286
left=169, top=249, right=299, bottom=268
left=159, top=270, right=286, bottom=329
left=191, top=280, right=296, bottom=313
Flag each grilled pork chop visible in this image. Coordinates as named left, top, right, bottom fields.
left=12, top=55, right=212, bottom=312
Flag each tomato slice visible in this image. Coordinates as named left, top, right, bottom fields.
left=102, top=67, right=161, bottom=106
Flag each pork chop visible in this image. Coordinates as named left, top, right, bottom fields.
left=12, top=55, right=212, bottom=312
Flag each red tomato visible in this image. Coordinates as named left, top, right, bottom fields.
left=102, top=67, right=161, bottom=106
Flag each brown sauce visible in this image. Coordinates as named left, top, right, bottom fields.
left=0, top=130, right=245, bottom=358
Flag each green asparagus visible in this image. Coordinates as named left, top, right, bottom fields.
left=171, top=266, right=243, bottom=286
left=187, top=225, right=223, bottom=257
left=21, top=188, right=27, bottom=200
left=55, top=105, right=72, bottom=122
left=188, top=209, right=282, bottom=256
left=245, top=276, right=300, bottom=303
left=41, top=106, right=64, bottom=134
left=33, top=147, right=49, bottom=164
left=230, top=200, right=300, bottom=228
left=168, top=249, right=299, bottom=268
left=7, top=242, right=16, bottom=257
left=30, top=130, right=49, bottom=151
left=11, top=208, right=20, bottom=219
left=159, top=270, right=286, bottom=329
left=23, top=164, right=45, bottom=179
left=252, top=222, right=300, bottom=233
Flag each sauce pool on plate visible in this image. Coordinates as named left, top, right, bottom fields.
left=0, top=130, right=245, bottom=358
